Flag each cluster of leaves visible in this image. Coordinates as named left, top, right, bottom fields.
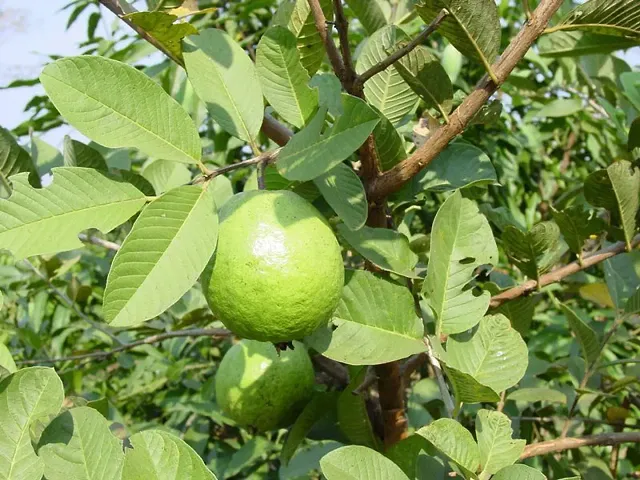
left=0, top=0, right=640, bottom=479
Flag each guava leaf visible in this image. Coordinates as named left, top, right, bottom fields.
left=0, top=126, right=38, bottom=192
left=355, top=25, right=418, bottom=126
left=320, top=446, right=410, bottom=480
left=423, top=191, right=498, bottom=335
left=502, top=222, right=563, bottom=282
left=39, top=407, right=124, bottom=480
left=584, top=160, right=640, bottom=250
left=337, top=224, right=418, bottom=277
left=417, top=418, right=480, bottom=477
left=344, top=0, right=387, bottom=34
left=122, top=430, right=217, bottom=479
left=629, top=117, right=640, bottom=151
left=539, top=31, right=640, bottom=57
left=0, top=342, right=16, bottom=377
left=314, top=163, right=367, bottom=231
left=536, top=98, right=582, bottom=118
left=142, top=159, right=192, bottom=195
left=441, top=365, right=500, bottom=405
left=104, top=185, right=218, bottom=327
left=551, top=205, right=604, bottom=256
left=256, top=26, right=318, bottom=128
left=40, top=56, right=201, bottom=164
left=63, top=136, right=108, bottom=171
left=492, top=465, right=547, bottom=480
left=0, top=167, right=146, bottom=260
left=371, top=110, right=407, bottom=172
left=604, top=251, right=640, bottom=309
left=507, top=388, right=567, bottom=405
left=184, top=29, right=264, bottom=144
left=31, top=137, right=63, bottom=177
left=560, top=303, right=600, bottom=365
left=0, top=367, right=64, bottom=480
left=124, top=11, right=197, bottom=62
left=337, top=368, right=382, bottom=450
left=306, top=270, right=426, bottom=365
left=446, top=314, right=528, bottom=394
left=276, top=95, right=379, bottom=181
left=476, top=410, right=525, bottom=476
left=548, top=0, right=640, bottom=38
left=272, top=0, right=333, bottom=76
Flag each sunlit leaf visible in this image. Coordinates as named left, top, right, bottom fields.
left=314, top=163, right=367, bottom=231
left=320, top=446, right=410, bottom=480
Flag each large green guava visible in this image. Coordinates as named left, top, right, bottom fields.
left=215, top=339, right=315, bottom=431
left=203, top=190, right=344, bottom=343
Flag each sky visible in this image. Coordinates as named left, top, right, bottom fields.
left=0, top=0, right=639, bottom=149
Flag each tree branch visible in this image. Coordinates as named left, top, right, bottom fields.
left=491, top=234, right=640, bottom=308
left=78, top=233, right=121, bottom=251
left=355, top=9, right=448, bottom=87
left=197, top=148, right=282, bottom=182
left=307, top=0, right=344, bottom=81
left=16, top=328, right=231, bottom=365
left=367, top=0, right=565, bottom=201
left=520, top=432, right=640, bottom=459
left=332, top=0, right=357, bottom=91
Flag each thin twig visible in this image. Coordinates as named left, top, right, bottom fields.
left=196, top=149, right=282, bottom=183
left=515, top=416, right=639, bottom=429
left=16, top=328, right=231, bottom=365
left=307, top=0, right=344, bottom=80
left=491, top=234, right=640, bottom=307
left=356, top=9, right=448, bottom=87
left=520, top=432, right=640, bottom=459
left=368, top=0, right=565, bottom=201
left=332, top=0, right=356, bottom=91
left=24, top=260, right=123, bottom=346
left=78, top=233, right=121, bottom=251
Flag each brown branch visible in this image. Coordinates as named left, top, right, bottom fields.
left=312, top=355, right=349, bottom=387
left=356, top=9, right=448, bottom=87
left=78, top=233, right=121, bottom=251
left=520, top=432, right=640, bottom=459
left=262, top=113, right=293, bottom=146
left=375, top=361, right=407, bottom=447
left=16, top=328, right=231, bottom=365
left=368, top=0, right=565, bottom=201
left=197, top=148, right=282, bottom=183
left=307, top=0, right=344, bottom=81
left=333, top=0, right=357, bottom=91
left=491, top=234, right=640, bottom=308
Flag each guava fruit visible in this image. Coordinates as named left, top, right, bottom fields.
left=203, top=190, right=344, bottom=343
left=215, top=339, right=315, bottom=431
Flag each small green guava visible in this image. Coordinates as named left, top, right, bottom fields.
left=203, top=190, right=344, bottom=343
left=215, top=339, right=315, bottom=431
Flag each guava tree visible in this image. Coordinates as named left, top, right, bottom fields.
left=1, top=0, right=640, bottom=478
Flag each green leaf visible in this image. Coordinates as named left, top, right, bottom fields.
left=394, top=45, right=454, bottom=121
left=417, top=418, right=480, bottom=476
left=507, top=388, right=567, bottom=405
left=276, top=95, right=380, bottom=181
left=423, top=191, right=498, bottom=335
left=0, top=127, right=37, bottom=192
left=621, top=72, right=640, bottom=112
left=31, top=137, right=63, bottom=177
left=604, top=250, right=640, bottom=309
left=281, top=391, right=339, bottom=466
left=624, top=286, right=640, bottom=314
left=536, top=98, right=582, bottom=118
left=442, top=365, right=500, bottom=404
left=0, top=168, right=146, bottom=260
left=442, top=43, right=463, bottom=83
left=320, top=446, right=410, bottom=480
left=256, top=26, right=319, bottom=128
left=337, top=368, right=382, bottom=450
left=548, top=0, right=640, bottom=38
left=386, top=435, right=437, bottom=479
left=124, top=12, right=197, bottom=62
left=446, top=314, right=529, bottom=394
left=183, top=29, right=264, bottom=144
left=502, top=222, right=562, bottom=282
left=337, top=225, right=418, bottom=277
left=355, top=25, right=419, bottom=125
left=142, top=159, right=192, bottom=195
left=539, top=31, right=640, bottom=57
left=104, top=185, right=218, bottom=327
left=560, top=304, right=600, bottom=365
left=310, top=74, right=344, bottom=117
left=551, top=205, right=603, bottom=257
left=314, top=163, right=367, bottom=231
left=224, top=437, right=272, bottom=478
left=413, top=142, right=497, bottom=193
left=476, top=410, right=525, bottom=477
left=306, top=270, right=426, bottom=365
left=344, top=0, right=387, bottom=34
left=492, top=294, right=535, bottom=336
left=0, top=343, right=16, bottom=376
left=0, top=367, right=64, bottom=480
left=40, top=56, right=201, bottom=164
left=273, top=0, right=333, bottom=76
left=584, top=160, right=640, bottom=250
left=63, top=136, right=108, bottom=171
left=492, top=465, right=547, bottom=480
left=371, top=110, right=407, bottom=172
left=122, top=430, right=216, bottom=479
left=629, top=117, right=640, bottom=151
left=39, top=407, right=124, bottom=480
left=416, top=0, right=501, bottom=78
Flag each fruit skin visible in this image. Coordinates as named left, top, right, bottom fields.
left=203, top=190, right=344, bottom=343
left=215, top=340, right=315, bottom=431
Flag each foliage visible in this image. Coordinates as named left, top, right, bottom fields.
left=1, top=0, right=640, bottom=479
